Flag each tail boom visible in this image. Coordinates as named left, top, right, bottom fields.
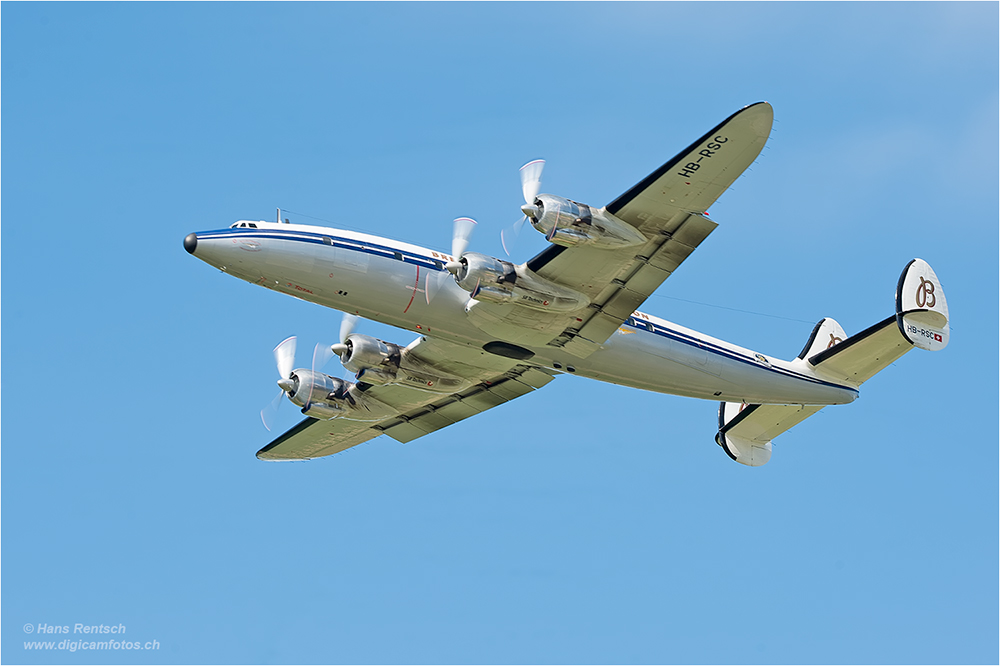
left=715, top=258, right=949, bottom=466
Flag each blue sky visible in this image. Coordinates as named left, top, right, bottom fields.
left=2, top=3, right=997, bottom=664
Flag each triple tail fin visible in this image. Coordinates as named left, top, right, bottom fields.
left=797, top=317, right=848, bottom=361
left=716, top=258, right=949, bottom=467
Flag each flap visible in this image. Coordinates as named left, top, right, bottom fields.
left=374, top=366, right=556, bottom=443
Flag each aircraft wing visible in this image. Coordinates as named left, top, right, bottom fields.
left=256, top=336, right=557, bottom=461
left=509, top=102, right=773, bottom=358
left=604, top=101, right=775, bottom=225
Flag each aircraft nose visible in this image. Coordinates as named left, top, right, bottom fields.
left=183, top=233, right=198, bottom=254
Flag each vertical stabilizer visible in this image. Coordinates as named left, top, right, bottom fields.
left=797, top=317, right=848, bottom=361
left=896, top=258, right=949, bottom=351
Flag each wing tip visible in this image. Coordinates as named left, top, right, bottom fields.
left=256, top=448, right=312, bottom=461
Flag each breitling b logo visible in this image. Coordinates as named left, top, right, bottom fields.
left=916, top=277, right=936, bottom=308
left=827, top=333, right=844, bottom=349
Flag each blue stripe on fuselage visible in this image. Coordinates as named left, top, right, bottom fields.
left=196, top=228, right=449, bottom=272
left=199, top=227, right=855, bottom=395
left=620, top=317, right=856, bottom=394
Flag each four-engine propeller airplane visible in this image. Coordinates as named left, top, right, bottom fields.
left=183, top=102, right=950, bottom=465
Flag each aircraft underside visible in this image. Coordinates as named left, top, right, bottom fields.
left=183, top=102, right=950, bottom=465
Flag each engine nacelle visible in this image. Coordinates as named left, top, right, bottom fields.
left=284, top=368, right=389, bottom=421
left=453, top=252, right=588, bottom=313
left=337, top=334, right=470, bottom=394
left=527, top=194, right=647, bottom=249
left=454, top=254, right=517, bottom=296
left=285, top=369, right=348, bottom=411
left=340, top=334, right=402, bottom=377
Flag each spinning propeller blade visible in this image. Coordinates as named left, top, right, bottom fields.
left=262, top=335, right=298, bottom=431
left=330, top=312, right=359, bottom=358
left=520, top=159, right=545, bottom=204
left=501, top=217, right=527, bottom=257
left=502, top=159, right=545, bottom=256
left=446, top=217, right=477, bottom=273
left=312, top=341, right=336, bottom=376
left=273, top=336, right=297, bottom=380
left=260, top=389, right=285, bottom=432
left=425, top=269, right=447, bottom=305
left=340, top=313, right=359, bottom=346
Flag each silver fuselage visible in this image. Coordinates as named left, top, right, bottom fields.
left=186, top=221, right=858, bottom=407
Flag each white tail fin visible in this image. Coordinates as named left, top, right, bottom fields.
left=896, top=258, right=949, bottom=351
left=796, top=317, right=848, bottom=360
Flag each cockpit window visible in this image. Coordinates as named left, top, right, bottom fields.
left=248, top=223, right=257, bottom=228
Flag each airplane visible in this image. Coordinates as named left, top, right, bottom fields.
left=182, top=102, right=950, bottom=466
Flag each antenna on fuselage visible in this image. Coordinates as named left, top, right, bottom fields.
left=276, top=207, right=290, bottom=224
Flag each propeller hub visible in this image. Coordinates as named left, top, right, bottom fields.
left=520, top=203, right=540, bottom=220
left=277, top=377, right=295, bottom=393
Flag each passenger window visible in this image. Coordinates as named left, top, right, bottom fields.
left=322, top=237, right=334, bottom=246
left=393, top=252, right=403, bottom=261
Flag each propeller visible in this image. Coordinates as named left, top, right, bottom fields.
left=425, top=269, right=446, bottom=305
left=310, top=312, right=360, bottom=382
left=261, top=336, right=297, bottom=431
left=501, top=159, right=545, bottom=256
left=329, top=312, right=359, bottom=359
left=445, top=217, right=477, bottom=274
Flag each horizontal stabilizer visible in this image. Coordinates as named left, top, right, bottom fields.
left=716, top=402, right=823, bottom=466
left=806, top=316, right=911, bottom=386
left=808, top=258, right=949, bottom=386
